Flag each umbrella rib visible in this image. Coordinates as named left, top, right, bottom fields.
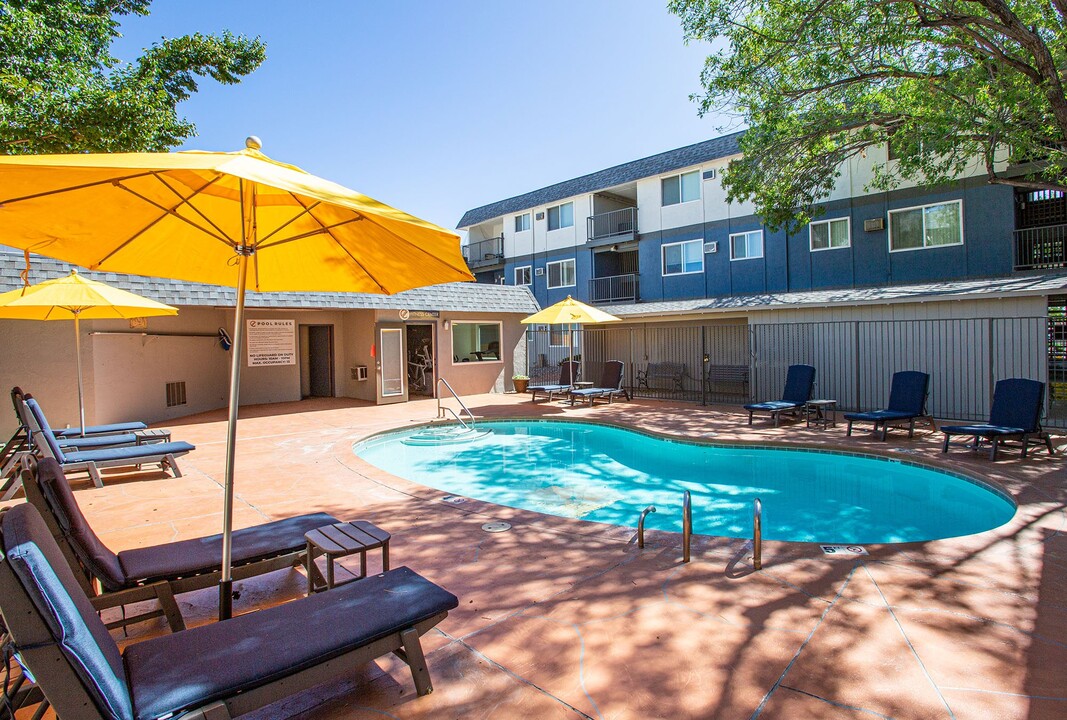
left=150, top=172, right=237, bottom=246
left=255, top=200, right=322, bottom=246
left=0, top=170, right=158, bottom=205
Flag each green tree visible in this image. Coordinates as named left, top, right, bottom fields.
left=0, top=0, right=265, bottom=154
left=670, top=0, right=1067, bottom=229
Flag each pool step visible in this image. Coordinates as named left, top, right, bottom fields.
left=402, top=425, right=492, bottom=446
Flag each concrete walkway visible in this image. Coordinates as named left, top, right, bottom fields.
left=6, top=394, right=1066, bottom=719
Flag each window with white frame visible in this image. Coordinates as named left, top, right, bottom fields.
left=547, top=259, right=575, bottom=288
left=730, top=230, right=764, bottom=260
left=661, top=170, right=700, bottom=206
left=809, top=217, right=850, bottom=251
left=547, top=202, right=574, bottom=231
left=888, top=200, right=963, bottom=252
left=662, top=238, right=704, bottom=275
left=514, top=213, right=531, bottom=232
left=450, top=321, right=502, bottom=363
left=549, top=325, right=578, bottom=349
left=514, top=265, right=532, bottom=286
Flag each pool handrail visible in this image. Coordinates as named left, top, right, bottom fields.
left=436, top=377, right=475, bottom=430
left=753, top=497, right=763, bottom=570
left=637, top=505, right=656, bottom=548
left=682, top=490, right=692, bottom=563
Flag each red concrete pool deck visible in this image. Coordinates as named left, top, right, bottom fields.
left=6, top=393, right=1067, bottom=720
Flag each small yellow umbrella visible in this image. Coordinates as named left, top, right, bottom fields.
left=0, top=269, right=178, bottom=436
left=0, top=137, right=473, bottom=619
left=521, top=295, right=621, bottom=381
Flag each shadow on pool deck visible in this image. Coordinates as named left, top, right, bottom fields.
left=4, top=393, right=1067, bottom=719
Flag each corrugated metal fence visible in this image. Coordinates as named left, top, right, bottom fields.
left=524, top=317, right=1066, bottom=427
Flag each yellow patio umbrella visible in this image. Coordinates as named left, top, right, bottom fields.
left=0, top=137, right=473, bottom=619
left=521, top=295, right=621, bottom=381
left=0, top=269, right=178, bottom=437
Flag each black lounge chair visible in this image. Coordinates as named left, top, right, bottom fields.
left=844, top=371, right=935, bottom=441
left=744, top=364, right=816, bottom=426
left=941, top=378, right=1056, bottom=460
left=529, top=360, right=579, bottom=402
left=0, top=502, right=458, bottom=719
left=21, top=457, right=344, bottom=632
left=24, top=397, right=194, bottom=487
left=569, top=360, right=630, bottom=406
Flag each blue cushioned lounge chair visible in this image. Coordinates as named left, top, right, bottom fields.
left=744, top=364, right=816, bottom=426
left=529, top=360, right=579, bottom=402
left=22, top=457, right=344, bottom=632
left=25, top=397, right=194, bottom=487
left=569, top=360, right=630, bottom=406
left=941, top=378, right=1055, bottom=460
left=0, top=502, right=458, bottom=719
left=844, top=371, right=934, bottom=441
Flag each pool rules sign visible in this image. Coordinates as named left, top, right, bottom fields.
left=246, top=319, right=296, bottom=367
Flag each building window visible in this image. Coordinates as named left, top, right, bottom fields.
left=546, top=259, right=576, bottom=288
left=451, top=321, right=502, bottom=363
left=514, top=265, right=532, bottom=286
left=888, top=200, right=963, bottom=252
left=547, top=202, right=574, bottom=231
left=662, top=170, right=700, bottom=206
left=730, top=230, right=764, bottom=260
left=809, top=217, right=850, bottom=251
left=514, top=213, right=531, bottom=232
left=662, top=239, right=704, bottom=275
left=549, top=325, right=578, bottom=349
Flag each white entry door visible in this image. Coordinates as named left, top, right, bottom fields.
left=377, top=325, right=407, bottom=403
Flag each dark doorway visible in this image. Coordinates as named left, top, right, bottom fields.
left=304, top=325, right=334, bottom=397
left=406, top=324, right=435, bottom=396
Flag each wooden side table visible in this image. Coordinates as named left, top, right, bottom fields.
left=134, top=428, right=171, bottom=445
left=805, top=399, right=838, bottom=429
left=305, top=521, right=391, bottom=594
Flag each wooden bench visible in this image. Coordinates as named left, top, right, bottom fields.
left=705, top=364, right=750, bottom=395
left=636, top=362, right=686, bottom=391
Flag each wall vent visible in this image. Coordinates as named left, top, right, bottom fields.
left=535, top=212, right=545, bottom=220
left=165, top=381, right=187, bottom=408
left=702, top=169, right=716, bottom=180
left=535, top=267, right=545, bottom=276
left=703, top=241, right=718, bottom=254
left=863, top=217, right=885, bottom=232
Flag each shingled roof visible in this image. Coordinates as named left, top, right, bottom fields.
left=457, top=132, right=744, bottom=229
left=0, top=251, right=539, bottom=314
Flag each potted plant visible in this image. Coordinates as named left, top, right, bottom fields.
left=512, top=374, right=530, bottom=394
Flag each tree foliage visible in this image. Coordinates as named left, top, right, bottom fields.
left=670, top=0, right=1067, bottom=229
left=0, top=0, right=265, bottom=154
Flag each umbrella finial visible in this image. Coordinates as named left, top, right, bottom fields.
left=245, top=136, right=262, bottom=150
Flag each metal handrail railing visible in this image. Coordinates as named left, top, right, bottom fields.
left=753, top=497, right=763, bottom=570
left=682, top=490, right=692, bottom=563
left=436, top=377, right=475, bottom=430
left=637, top=505, right=656, bottom=548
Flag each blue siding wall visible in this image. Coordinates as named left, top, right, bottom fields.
left=498, top=180, right=1017, bottom=305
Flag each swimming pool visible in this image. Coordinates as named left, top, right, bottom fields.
left=354, top=420, right=1016, bottom=544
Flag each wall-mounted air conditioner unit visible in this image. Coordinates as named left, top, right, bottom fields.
left=352, top=365, right=369, bottom=381
left=702, top=169, right=716, bottom=180
left=535, top=212, right=545, bottom=220
left=703, top=241, right=718, bottom=254
left=863, top=217, right=885, bottom=232
left=535, top=267, right=545, bottom=276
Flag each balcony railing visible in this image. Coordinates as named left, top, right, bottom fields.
left=587, top=207, right=637, bottom=243
left=1015, top=224, right=1067, bottom=270
left=589, top=273, right=639, bottom=303
left=463, top=236, right=504, bottom=269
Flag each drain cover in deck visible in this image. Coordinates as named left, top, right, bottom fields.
left=481, top=522, right=512, bottom=533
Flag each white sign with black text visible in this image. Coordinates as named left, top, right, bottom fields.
left=246, top=319, right=296, bottom=367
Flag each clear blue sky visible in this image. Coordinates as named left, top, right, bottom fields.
left=114, top=1, right=733, bottom=232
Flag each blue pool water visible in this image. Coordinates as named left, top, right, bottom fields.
left=354, top=421, right=1016, bottom=544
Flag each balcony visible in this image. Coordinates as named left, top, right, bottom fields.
left=589, top=273, right=639, bottom=304
left=463, top=236, right=504, bottom=269
left=587, top=207, right=637, bottom=244
left=1014, top=224, right=1067, bottom=270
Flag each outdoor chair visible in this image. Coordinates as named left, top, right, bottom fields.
left=569, top=360, right=630, bottom=406
left=743, top=364, right=816, bottom=426
left=0, top=502, right=459, bottom=720
left=13, top=387, right=148, bottom=438
left=529, top=360, right=579, bottom=402
left=941, top=378, right=1056, bottom=460
left=23, top=397, right=194, bottom=488
left=844, top=371, right=935, bottom=441
left=20, top=457, right=343, bottom=632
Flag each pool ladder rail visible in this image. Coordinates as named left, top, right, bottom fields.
left=636, top=493, right=761, bottom=570
left=436, top=377, right=476, bottom=430
left=682, top=491, right=692, bottom=563
left=637, top=505, right=656, bottom=548
left=753, top=497, right=762, bottom=570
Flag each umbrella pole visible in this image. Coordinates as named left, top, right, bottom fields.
left=74, top=312, right=86, bottom=437
left=219, top=251, right=249, bottom=621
